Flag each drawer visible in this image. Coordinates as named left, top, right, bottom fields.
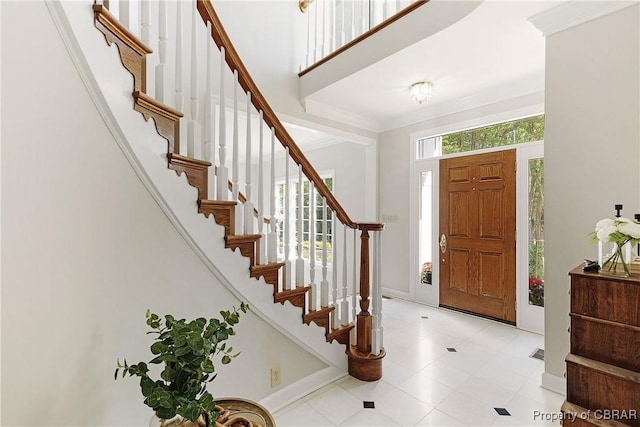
left=571, top=275, right=640, bottom=326
left=571, top=314, right=640, bottom=372
left=566, top=354, right=640, bottom=427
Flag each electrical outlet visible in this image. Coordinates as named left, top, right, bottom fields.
left=270, top=365, right=281, bottom=387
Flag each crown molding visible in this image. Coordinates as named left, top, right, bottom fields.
left=529, top=0, right=639, bottom=37
left=302, top=97, right=381, bottom=133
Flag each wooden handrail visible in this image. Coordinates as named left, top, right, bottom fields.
left=197, top=0, right=359, bottom=229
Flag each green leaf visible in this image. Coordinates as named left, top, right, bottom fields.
left=114, top=368, right=119, bottom=381
left=150, top=341, right=168, bottom=355
left=141, top=377, right=155, bottom=397
left=221, top=355, right=231, bottom=364
left=175, top=346, right=191, bottom=357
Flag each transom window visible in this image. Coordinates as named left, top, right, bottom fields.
left=417, top=114, right=545, bottom=159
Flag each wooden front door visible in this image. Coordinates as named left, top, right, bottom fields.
left=439, top=149, right=516, bottom=324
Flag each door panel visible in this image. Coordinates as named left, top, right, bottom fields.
left=439, top=149, right=516, bottom=323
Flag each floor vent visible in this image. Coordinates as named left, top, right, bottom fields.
left=530, top=348, right=544, bottom=360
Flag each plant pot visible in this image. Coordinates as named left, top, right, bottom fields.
left=149, top=414, right=206, bottom=427
left=213, top=398, right=275, bottom=427
left=149, top=398, right=274, bottom=427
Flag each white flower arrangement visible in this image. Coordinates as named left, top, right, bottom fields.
left=591, top=217, right=640, bottom=275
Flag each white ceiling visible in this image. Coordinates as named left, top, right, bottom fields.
left=300, top=0, right=557, bottom=132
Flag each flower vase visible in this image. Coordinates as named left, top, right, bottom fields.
left=599, top=241, right=631, bottom=277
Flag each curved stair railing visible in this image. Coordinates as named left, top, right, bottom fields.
left=92, top=0, right=384, bottom=381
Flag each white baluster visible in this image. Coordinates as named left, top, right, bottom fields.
left=372, top=231, right=383, bottom=355
left=204, top=21, right=215, bottom=194
left=244, top=92, right=255, bottom=234
left=305, top=3, right=311, bottom=68
left=187, top=2, right=198, bottom=158
left=232, top=70, right=243, bottom=231
left=296, top=166, right=305, bottom=287
left=140, top=0, right=150, bottom=45
left=268, top=128, right=278, bottom=263
left=329, top=0, right=335, bottom=52
left=155, top=0, right=167, bottom=102
left=339, top=0, right=346, bottom=47
left=257, top=112, right=265, bottom=264
left=350, top=0, right=356, bottom=41
left=217, top=47, right=228, bottom=200
left=331, top=211, right=338, bottom=329
left=361, top=0, right=367, bottom=35
left=341, top=223, right=349, bottom=325
left=320, top=197, right=329, bottom=307
left=119, top=0, right=130, bottom=29
left=320, top=0, right=326, bottom=59
left=313, top=0, right=318, bottom=63
left=283, top=148, right=292, bottom=290
left=309, top=182, right=317, bottom=310
left=174, top=0, right=183, bottom=114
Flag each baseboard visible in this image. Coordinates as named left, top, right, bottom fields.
left=541, top=372, right=566, bottom=396
left=258, top=366, right=347, bottom=414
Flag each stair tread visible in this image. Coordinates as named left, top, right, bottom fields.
left=250, top=262, right=285, bottom=272
left=198, top=199, right=238, bottom=207
left=304, top=306, right=335, bottom=321
left=276, top=286, right=312, bottom=297
left=169, top=152, right=211, bottom=167
left=226, top=234, right=261, bottom=243
left=134, top=91, right=183, bottom=119
left=327, top=323, right=355, bottom=336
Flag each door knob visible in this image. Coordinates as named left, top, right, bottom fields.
left=440, top=234, right=447, bottom=253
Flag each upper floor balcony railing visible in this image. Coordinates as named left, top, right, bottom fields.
left=299, top=0, right=426, bottom=72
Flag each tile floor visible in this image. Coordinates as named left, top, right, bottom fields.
left=274, top=298, right=564, bottom=426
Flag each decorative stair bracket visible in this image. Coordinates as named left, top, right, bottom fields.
left=93, top=5, right=151, bottom=93
left=133, top=91, right=183, bottom=154
left=198, top=200, right=237, bottom=236
left=168, top=153, right=211, bottom=201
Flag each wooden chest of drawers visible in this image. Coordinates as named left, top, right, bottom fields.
left=562, top=266, right=640, bottom=426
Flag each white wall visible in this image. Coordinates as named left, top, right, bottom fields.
left=0, top=1, right=326, bottom=425
left=543, top=4, right=640, bottom=386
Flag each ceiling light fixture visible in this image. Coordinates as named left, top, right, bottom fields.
left=409, top=82, right=432, bottom=104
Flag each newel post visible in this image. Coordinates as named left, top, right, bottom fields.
left=347, top=222, right=385, bottom=381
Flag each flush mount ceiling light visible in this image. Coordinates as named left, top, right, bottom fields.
left=409, top=82, right=432, bottom=104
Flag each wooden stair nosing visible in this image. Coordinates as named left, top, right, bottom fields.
left=198, top=199, right=237, bottom=236
left=133, top=91, right=183, bottom=154
left=275, top=286, right=311, bottom=309
left=93, top=4, right=151, bottom=93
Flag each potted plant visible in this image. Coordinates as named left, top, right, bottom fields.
left=115, top=303, right=250, bottom=426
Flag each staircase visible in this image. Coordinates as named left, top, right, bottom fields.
left=90, top=0, right=384, bottom=381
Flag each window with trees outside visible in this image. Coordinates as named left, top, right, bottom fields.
left=417, top=115, right=545, bottom=158
left=277, top=176, right=334, bottom=264
left=417, top=114, right=545, bottom=307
